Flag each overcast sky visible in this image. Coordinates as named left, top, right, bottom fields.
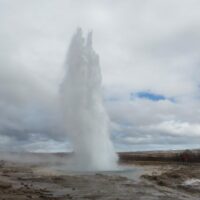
left=1, top=0, right=200, bottom=152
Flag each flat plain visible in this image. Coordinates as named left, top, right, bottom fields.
left=0, top=151, right=200, bottom=200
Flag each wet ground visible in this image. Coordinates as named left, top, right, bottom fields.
left=0, top=158, right=200, bottom=199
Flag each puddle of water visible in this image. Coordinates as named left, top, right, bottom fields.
left=183, top=179, right=200, bottom=186
left=100, top=167, right=143, bottom=180
left=55, top=165, right=144, bottom=181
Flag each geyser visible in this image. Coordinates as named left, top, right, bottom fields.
left=61, top=28, right=118, bottom=170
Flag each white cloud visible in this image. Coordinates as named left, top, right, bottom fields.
left=0, top=0, right=200, bottom=151
left=148, top=121, right=200, bottom=137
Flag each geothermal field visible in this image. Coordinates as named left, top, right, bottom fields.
left=0, top=152, right=200, bottom=200
left=1, top=1, right=200, bottom=200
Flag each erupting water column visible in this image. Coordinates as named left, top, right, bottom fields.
left=61, top=28, right=118, bottom=170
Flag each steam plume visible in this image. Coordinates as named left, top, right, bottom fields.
left=61, top=28, right=118, bottom=170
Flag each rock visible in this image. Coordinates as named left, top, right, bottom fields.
left=0, top=181, right=12, bottom=189
left=0, top=160, right=5, bottom=168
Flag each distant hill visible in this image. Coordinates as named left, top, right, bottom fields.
left=118, top=149, right=200, bottom=163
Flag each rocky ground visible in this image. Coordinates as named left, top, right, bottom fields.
left=0, top=155, right=200, bottom=199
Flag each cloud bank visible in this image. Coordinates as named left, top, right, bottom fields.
left=0, top=0, right=200, bottom=152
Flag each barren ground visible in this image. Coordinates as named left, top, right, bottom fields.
left=0, top=153, right=200, bottom=200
